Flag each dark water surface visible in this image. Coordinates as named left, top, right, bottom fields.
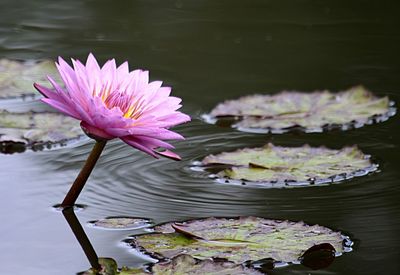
left=1, top=1, right=399, bottom=274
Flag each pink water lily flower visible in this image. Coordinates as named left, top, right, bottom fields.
left=34, top=53, right=190, bottom=160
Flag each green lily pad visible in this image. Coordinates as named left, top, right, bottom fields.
left=88, top=217, right=154, bottom=230
left=128, top=216, right=352, bottom=265
left=0, top=59, right=59, bottom=100
left=0, top=110, right=82, bottom=153
left=81, top=255, right=262, bottom=275
left=80, top=258, right=146, bottom=275
left=204, top=86, right=396, bottom=133
left=81, top=258, right=119, bottom=275
left=197, top=143, right=376, bottom=187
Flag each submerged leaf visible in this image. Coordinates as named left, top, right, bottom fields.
left=0, top=110, right=82, bottom=153
left=0, top=59, right=59, bottom=100
left=129, top=217, right=352, bottom=265
left=89, top=217, right=153, bottom=230
left=205, top=86, right=396, bottom=133
left=198, top=143, right=376, bottom=186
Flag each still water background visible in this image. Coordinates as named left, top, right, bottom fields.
left=0, top=0, right=399, bottom=274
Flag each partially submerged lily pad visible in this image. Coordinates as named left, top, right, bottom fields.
left=0, top=59, right=59, bottom=100
left=128, top=216, right=352, bottom=265
left=81, top=255, right=262, bottom=275
left=204, top=86, right=396, bottom=133
left=152, top=254, right=262, bottom=275
left=196, top=143, right=377, bottom=187
left=80, top=258, right=145, bottom=275
left=81, top=258, right=119, bottom=275
left=88, top=217, right=154, bottom=230
left=0, top=110, right=82, bottom=153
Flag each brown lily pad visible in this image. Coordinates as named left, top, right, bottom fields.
left=128, top=216, right=352, bottom=265
left=204, top=86, right=396, bottom=133
left=0, top=110, right=82, bottom=153
left=196, top=143, right=377, bottom=187
left=0, top=59, right=59, bottom=100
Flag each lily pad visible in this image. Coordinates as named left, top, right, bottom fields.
left=204, top=86, right=396, bottom=133
left=152, top=254, right=262, bottom=275
left=81, top=255, right=262, bottom=275
left=0, top=59, right=59, bottom=100
left=196, top=143, right=376, bottom=187
left=128, top=216, right=352, bottom=265
left=80, top=258, right=145, bottom=275
left=0, top=110, right=82, bottom=153
left=81, top=258, right=119, bottom=275
left=88, top=217, right=154, bottom=230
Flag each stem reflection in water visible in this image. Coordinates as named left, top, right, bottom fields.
left=62, top=207, right=101, bottom=271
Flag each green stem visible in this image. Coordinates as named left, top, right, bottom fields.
left=61, top=140, right=107, bottom=208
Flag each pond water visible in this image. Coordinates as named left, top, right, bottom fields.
left=0, top=0, right=399, bottom=274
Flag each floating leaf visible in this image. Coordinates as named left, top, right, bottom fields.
left=80, top=258, right=146, bottom=275
left=0, top=59, right=59, bottom=100
left=152, top=254, right=262, bottom=275
left=119, top=266, right=148, bottom=275
left=128, top=216, right=352, bottom=265
left=197, top=143, right=376, bottom=187
left=80, top=258, right=118, bottom=275
left=88, top=217, right=153, bottom=230
left=0, top=110, right=82, bottom=153
left=204, top=86, right=396, bottom=133
left=81, top=255, right=261, bottom=275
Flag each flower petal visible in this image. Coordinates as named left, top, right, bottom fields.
left=156, top=150, right=181, bottom=161
left=34, top=82, right=62, bottom=101
left=41, top=98, right=81, bottom=119
left=121, top=136, right=159, bottom=158
left=80, top=121, right=114, bottom=140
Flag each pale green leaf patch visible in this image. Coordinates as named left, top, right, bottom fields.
left=204, top=86, right=396, bottom=133
left=0, top=59, right=60, bottom=100
left=0, top=110, right=82, bottom=153
left=197, top=143, right=376, bottom=187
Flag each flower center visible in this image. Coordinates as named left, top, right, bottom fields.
left=103, top=90, right=145, bottom=119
